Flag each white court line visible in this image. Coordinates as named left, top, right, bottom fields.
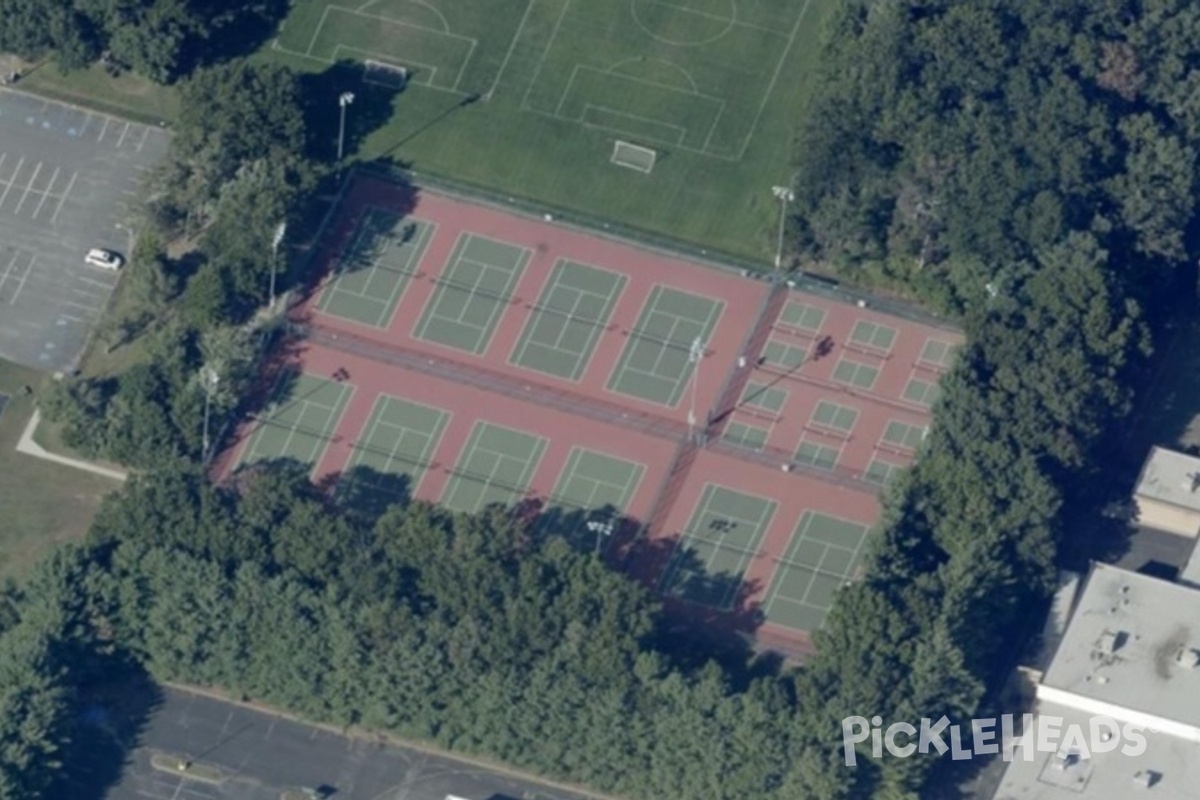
left=13, top=161, right=43, bottom=215
left=30, top=166, right=61, bottom=220
left=8, top=257, right=33, bottom=305
left=487, top=0, right=537, bottom=97
left=114, top=121, right=131, bottom=149
left=0, top=156, right=26, bottom=209
left=50, top=172, right=77, bottom=223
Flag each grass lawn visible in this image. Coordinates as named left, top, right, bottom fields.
left=269, top=0, right=836, bottom=261
left=13, top=0, right=834, bottom=262
left=0, top=361, right=120, bottom=582
left=19, top=60, right=180, bottom=126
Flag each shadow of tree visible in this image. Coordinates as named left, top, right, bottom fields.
left=299, top=60, right=410, bottom=164
left=48, top=664, right=162, bottom=800
left=183, top=0, right=293, bottom=76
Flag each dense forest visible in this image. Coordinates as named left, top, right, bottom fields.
left=3, top=0, right=1200, bottom=799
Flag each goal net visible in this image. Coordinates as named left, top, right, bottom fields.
left=363, top=59, right=410, bottom=90
left=610, top=140, right=657, bottom=174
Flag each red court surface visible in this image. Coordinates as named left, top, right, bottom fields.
left=217, top=174, right=963, bottom=658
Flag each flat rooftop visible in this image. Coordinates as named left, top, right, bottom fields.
left=1040, top=563, right=1200, bottom=730
left=992, top=701, right=1199, bottom=800
left=1134, top=446, right=1200, bottom=513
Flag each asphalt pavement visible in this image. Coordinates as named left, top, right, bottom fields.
left=0, top=88, right=168, bottom=371
left=81, top=685, right=600, bottom=800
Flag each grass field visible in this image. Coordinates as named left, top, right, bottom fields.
left=0, top=361, right=119, bottom=581
left=266, top=0, right=835, bottom=259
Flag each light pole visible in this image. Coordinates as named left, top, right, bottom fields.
left=270, top=221, right=287, bottom=309
left=688, top=336, right=705, bottom=442
left=772, top=185, right=795, bottom=271
left=586, top=519, right=615, bottom=556
left=200, top=366, right=220, bottom=461
left=337, top=92, right=355, bottom=162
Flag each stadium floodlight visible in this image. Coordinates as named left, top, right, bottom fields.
left=772, top=185, right=795, bottom=270
left=200, top=366, right=220, bottom=461
left=270, top=221, right=287, bottom=309
left=586, top=518, right=616, bottom=555
left=688, top=336, right=705, bottom=442
left=337, top=92, right=356, bottom=162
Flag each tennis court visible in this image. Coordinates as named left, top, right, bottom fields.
left=440, top=421, right=546, bottom=513
left=413, top=234, right=530, bottom=355
left=659, top=484, right=776, bottom=610
left=342, top=394, right=450, bottom=497
left=761, top=512, right=871, bottom=631
left=238, top=373, right=352, bottom=469
left=317, top=210, right=435, bottom=327
left=549, top=447, right=644, bottom=514
left=510, top=260, right=626, bottom=381
left=607, top=286, right=723, bottom=406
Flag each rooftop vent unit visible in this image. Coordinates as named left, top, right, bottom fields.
left=1055, top=751, right=1080, bottom=771
left=1132, top=770, right=1161, bottom=788
left=1099, top=630, right=1126, bottom=654
left=1175, top=648, right=1200, bottom=669
left=1185, top=472, right=1200, bottom=493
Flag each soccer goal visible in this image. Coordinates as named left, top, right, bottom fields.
left=363, top=59, right=410, bottom=90
left=610, top=140, right=657, bottom=174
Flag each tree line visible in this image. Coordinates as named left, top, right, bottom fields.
left=5, top=0, right=1200, bottom=798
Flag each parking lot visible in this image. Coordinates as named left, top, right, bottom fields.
left=71, top=686, right=594, bottom=800
left=0, top=88, right=168, bottom=370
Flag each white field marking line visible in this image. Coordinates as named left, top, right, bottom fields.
left=487, top=0, right=538, bottom=98
left=451, top=37, right=477, bottom=92
left=585, top=104, right=687, bottom=147
left=8, top=256, right=33, bottom=305
left=96, top=117, right=111, bottom=142
left=0, top=156, right=26, bottom=210
left=356, top=0, right=452, bottom=32
left=13, top=161, right=43, bottom=215
left=733, top=0, right=812, bottom=161
left=554, top=64, right=580, bottom=116
left=114, top=121, right=131, bottom=149
left=332, top=44, right=448, bottom=93
left=306, top=6, right=333, bottom=58
left=604, top=56, right=700, bottom=94
left=338, top=6, right=475, bottom=42
left=30, top=166, right=61, bottom=220
left=646, top=0, right=786, bottom=35
left=701, top=98, right=727, bottom=151
left=521, top=0, right=573, bottom=111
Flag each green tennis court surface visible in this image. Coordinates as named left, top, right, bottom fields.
left=659, top=484, right=776, bottom=611
left=761, top=512, right=870, bottom=631
left=441, top=421, right=546, bottom=513
left=238, top=373, right=352, bottom=469
left=608, top=286, right=723, bottom=406
left=342, top=394, right=449, bottom=499
left=549, top=447, right=644, bottom=513
left=317, top=210, right=434, bottom=327
left=510, top=260, right=626, bottom=381
left=414, top=234, right=530, bottom=355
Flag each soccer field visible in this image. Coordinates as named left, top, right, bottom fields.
left=268, top=0, right=834, bottom=259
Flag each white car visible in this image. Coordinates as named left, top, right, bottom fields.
left=85, top=248, right=124, bottom=271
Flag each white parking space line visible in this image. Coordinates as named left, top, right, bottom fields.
left=50, top=171, right=77, bottom=224
left=0, top=156, right=25, bottom=209
left=136, top=126, right=151, bottom=152
left=97, top=117, right=111, bottom=142
left=13, top=161, right=43, bottom=215
left=8, top=257, right=33, bottom=305
left=0, top=251, right=20, bottom=288
left=115, top=121, right=131, bottom=148
left=58, top=313, right=86, bottom=323
left=78, top=112, right=93, bottom=138
left=0, top=154, right=7, bottom=179
left=30, top=166, right=61, bottom=220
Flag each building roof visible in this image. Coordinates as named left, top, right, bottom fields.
left=1134, top=446, right=1200, bottom=513
left=1040, top=563, right=1200, bottom=731
left=1179, top=539, right=1200, bottom=590
left=992, top=701, right=1199, bottom=800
